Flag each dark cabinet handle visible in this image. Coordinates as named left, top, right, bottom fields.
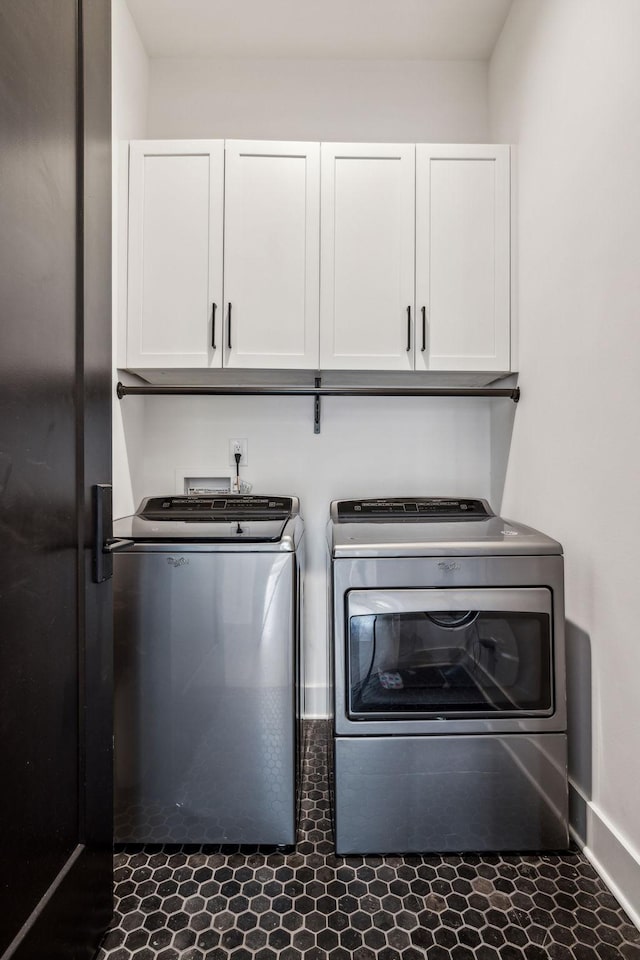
left=211, top=302, right=217, bottom=349
left=406, top=306, right=411, bottom=352
left=421, top=306, right=426, bottom=352
left=227, top=302, right=232, bottom=350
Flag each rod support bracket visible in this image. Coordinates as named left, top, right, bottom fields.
left=314, top=377, right=322, bottom=434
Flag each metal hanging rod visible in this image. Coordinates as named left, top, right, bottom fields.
left=116, top=381, right=519, bottom=433
left=116, top=382, right=519, bottom=400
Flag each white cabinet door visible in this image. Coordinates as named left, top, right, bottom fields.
left=320, top=143, right=416, bottom=370
left=223, top=141, right=320, bottom=369
left=127, top=140, right=224, bottom=368
left=415, top=144, right=510, bottom=372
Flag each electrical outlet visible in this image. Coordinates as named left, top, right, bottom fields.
left=228, top=438, right=248, bottom=466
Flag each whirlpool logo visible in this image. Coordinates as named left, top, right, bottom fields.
left=438, top=560, right=461, bottom=572
left=167, top=557, right=189, bottom=567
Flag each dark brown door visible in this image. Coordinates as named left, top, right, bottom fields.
left=0, top=2, right=113, bottom=957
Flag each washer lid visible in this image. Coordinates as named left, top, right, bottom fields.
left=113, top=494, right=299, bottom=544
left=329, top=498, right=562, bottom=557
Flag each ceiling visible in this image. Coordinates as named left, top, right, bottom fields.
left=126, top=0, right=513, bottom=61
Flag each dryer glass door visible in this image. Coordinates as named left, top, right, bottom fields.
left=346, top=588, right=553, bottom=720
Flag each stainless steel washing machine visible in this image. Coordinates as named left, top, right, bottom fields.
left=113, top=494, right=304, bottom=846
left=328, top=497, right=569, bottom=855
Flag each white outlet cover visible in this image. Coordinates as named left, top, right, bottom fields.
left=228, top=438, right=248, bottom=466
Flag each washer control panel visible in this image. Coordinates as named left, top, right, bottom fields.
left=140, top=495, right=293, bottom=521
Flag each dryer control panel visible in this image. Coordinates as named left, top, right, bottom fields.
left=336, top=497, right=493, bottom=522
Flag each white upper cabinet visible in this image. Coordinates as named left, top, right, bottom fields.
left=125, top=139, right=511, bottom=374
left=415, top=144, right=510, bottom=371
left=223, top=141, right=320, bottom=369
left=320, top=143, right=416, bottom=371
left=127, top=140, right=224, bottom=368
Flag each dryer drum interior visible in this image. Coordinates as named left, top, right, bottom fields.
left=348, top=605, right=553, bottom=718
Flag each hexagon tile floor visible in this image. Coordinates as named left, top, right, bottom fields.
left=98, top=721, right=640, bottom=960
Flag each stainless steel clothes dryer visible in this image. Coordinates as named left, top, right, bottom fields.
left=113, top=495, right=304, bottom=846
left=328, top=497, right=569, bottom=855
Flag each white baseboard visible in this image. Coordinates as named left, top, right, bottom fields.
left=570, top=785, right=640, bottom=932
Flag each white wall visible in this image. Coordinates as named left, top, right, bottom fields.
left=147, top=58, right=489, bottom=142
left=489, top=0, right=640, bottom=924
left=123, top=56, right=495, bottom=715
left=112, top=0, right=149, bottom=518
